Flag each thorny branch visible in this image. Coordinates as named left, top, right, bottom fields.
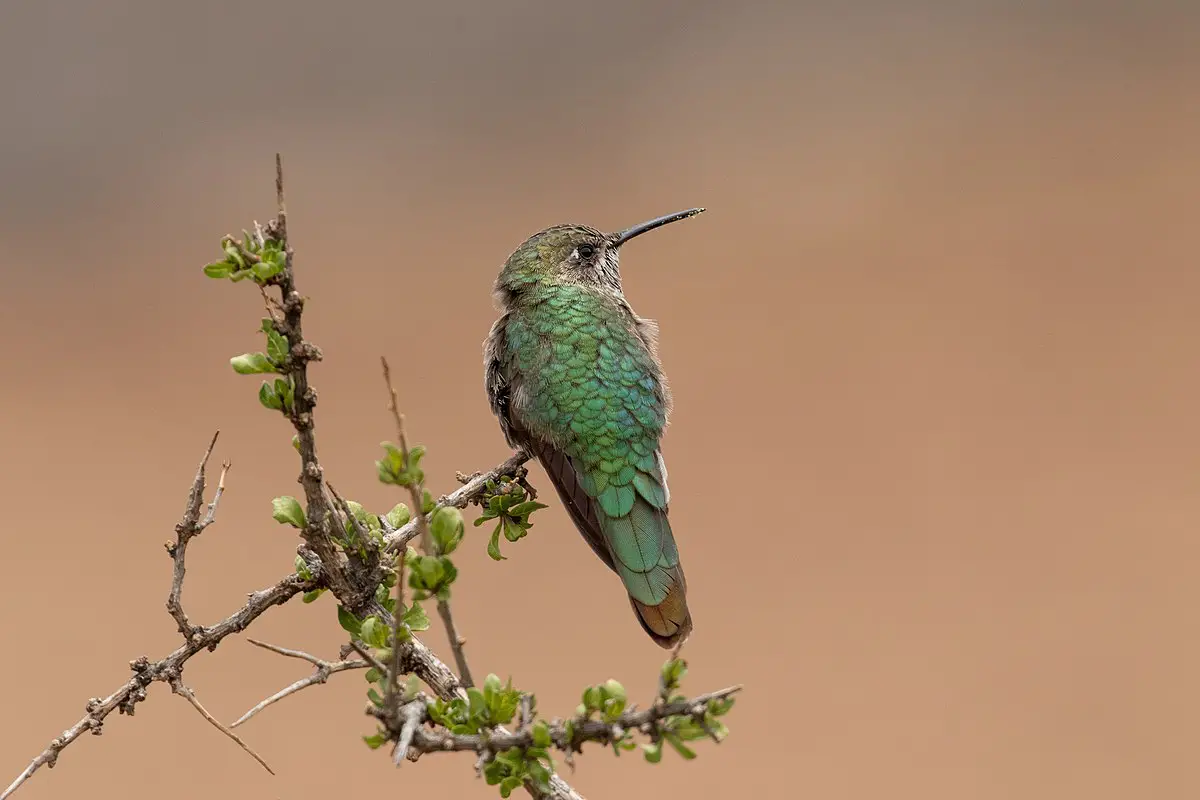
left=165, top=430, right=230, bottom=638
left=3, top=157, right=731, bottom=800
left=0, top=568, right=308, bottom=800
left=376, top=686, right=743, bottom=761
left=169, top=676, right=274, bottom=774
left=381, top=356, right=476, bottom=690
left=231, top=640, right=368, bottom=729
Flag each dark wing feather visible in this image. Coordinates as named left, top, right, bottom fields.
left=534, top=441, right=616, bottom=572
left=484, top=313, right=520, bottom=448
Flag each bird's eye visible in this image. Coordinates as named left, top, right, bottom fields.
left=577, top=244, right=595, bottom=259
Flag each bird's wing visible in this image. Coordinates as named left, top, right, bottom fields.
left=484, top=313, right=521, bottom=449
left=533, top=440, right=617, bottom=572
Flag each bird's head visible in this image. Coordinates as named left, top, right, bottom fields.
left=495, top=208, right=705, bottom=298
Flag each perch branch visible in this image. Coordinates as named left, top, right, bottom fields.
left=383, top=450, right=530, bottom=554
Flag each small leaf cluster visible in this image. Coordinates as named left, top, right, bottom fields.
left=203, top=232, right=287, bottom=284
left=337, top=600, right=430, bottom=687
left=575, top=678, right=628, bottom=721
left=292, top=555, right=326, bottom=603
left=376, top=441, right=426, bottom=487
left=428, top=673, right=524, bottom=734
left=349, top=573, right=430, bottom=710
left=474, top=477, right=548, bottom=561
left=640, top=658, right=735, bottom=764
left=406, top=506, right=464, bottom=601
left=228, top=319, right=296, bottom=415
left=426, top=675, right=555, bottom=796
left=484, top=745, right=554, bottom=798
left=337, top=499, right=393, bottom=557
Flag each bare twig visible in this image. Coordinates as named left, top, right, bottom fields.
left=230, top=640, right=367, bottom=728
left=380, top=357, right=475, bottom=689
left=165, top=431, right=225, bottom=637
left=169, top=676, right=274, bottom=775
left=202, top=460, right=231, bottom=528
left=0, top=572, right=306, bottom=800
left=434, top=601, right=472, bottom=687
left=244, top=638, right=328, bottom=666
left=393, top=698, right=425, bottom=767
left=349, top=641, right=391, bottom=674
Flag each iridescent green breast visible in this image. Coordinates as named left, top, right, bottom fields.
left=504, top=286, right=667, bottom=513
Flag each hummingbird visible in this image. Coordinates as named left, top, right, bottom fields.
left=483, top=208, right=704, bottom=648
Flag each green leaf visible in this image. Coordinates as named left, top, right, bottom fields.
left=258, top=381, right=282, bottom=411
left=223, top=242, right=245, bottom=268
left=499, top=776, right=523, bottom=798
left=265, top=327, right=288, bottom=364
left=336, top=605, right=362, bottom=637
left=252, top=258, right=283, bottom=281
left=503, top=517, right=526, bottom=543
left=365, top=667, right=382, bottom=683
left=467, top=687, right=486, bottom=721
left=274, top=378, right=294, bottom=412
left=402, top=602, right=431, bottom=632
left=293, top=555, right=313, bottom=580
left=527, top=761, right=553, bottom=793
left=602, top=679, right=626, bottom=704
left=532, top=720, right=552, bottom=748
left=271, top=496, right=306, bottom=528
left=708, top=696, right=736, bottom=717
left=291, top=434, right=301, bottom=452
left=301, top=589, right=325, bottom=603
left=360, top=616, right=389, bottom=648
left=422, top=489, right=435, bottom=514
left=483, top=673, right=502, bottom=707
left=385, top=503, right=411, bottom=529
left=508, top=500, right=548, bottom=518
left=430, top=507, right=464, bottom=555
left=487, top=524, right=506, bottom=561
left=230, top=352, right=276, bottom=374
left=203, top=261, right=233, bottom=279
left=661, top=658, right=688, bottom=692
left=367, top=687, right=384, bottom=707
left=642, top=741, right=663, bottom=763
left=664, top=733, right=696, bottom=760
left=362, top=730, right=389, bottom=750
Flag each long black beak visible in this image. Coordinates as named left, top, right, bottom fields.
left=610, top=207, right=705, bottom=247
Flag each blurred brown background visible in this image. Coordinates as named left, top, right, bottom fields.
left=2, top=2, right=1199, bottom=798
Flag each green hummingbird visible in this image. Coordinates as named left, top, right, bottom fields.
left=484, top=208, right=704, bottom=648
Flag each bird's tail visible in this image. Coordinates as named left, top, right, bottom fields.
left=628, top=567, right=692, bottom=649
left=535, top=443, right=693, bottom=648
left=601, top=494, right=693, bottom=649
